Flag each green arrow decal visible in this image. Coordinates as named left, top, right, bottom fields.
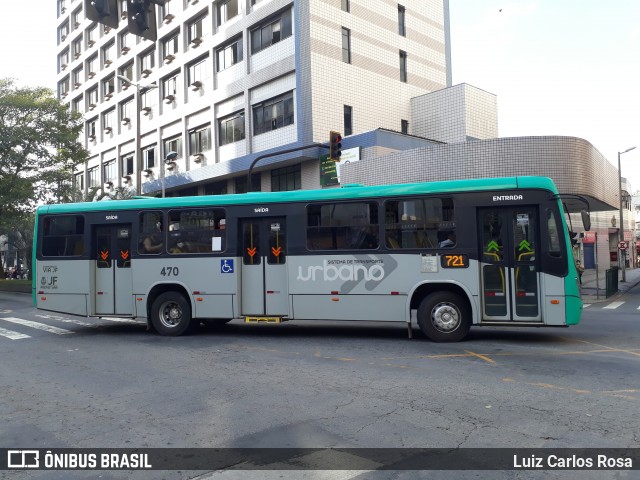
left=519, top=240, right=532, bottom=251
left=487, top=240, right=500, bottom=252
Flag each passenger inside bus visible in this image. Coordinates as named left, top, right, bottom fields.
left=142, top=221, right=164, bottom=254
left=439, top=232, right=456, bottom=248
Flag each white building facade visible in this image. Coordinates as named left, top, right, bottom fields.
left=56, top=0, right=451, bottom=196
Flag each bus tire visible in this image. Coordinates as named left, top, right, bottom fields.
left=151, top=291, right=194, bottom=336
left=417, top=292, right=470, bottom=342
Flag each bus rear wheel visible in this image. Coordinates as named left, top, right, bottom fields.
left=417, top=292, right=470, bottom=342
left=151, top=292, right=194, bottom=336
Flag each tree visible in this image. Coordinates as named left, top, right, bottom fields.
left=0, top=78, right=88, bottom=232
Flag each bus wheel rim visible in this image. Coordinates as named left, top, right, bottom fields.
left=159, top=301, right=183, bottom=328
left=431, top=302, right=460, bottom=333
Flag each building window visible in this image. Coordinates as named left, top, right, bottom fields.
left=140, top=48, right=155, bottom=74
left=59, top=49, right=70, bottom=70
left=217, top=0, right=239, bottom=26
left=74, top=172, right=84, bottom=191
left=121, top=154, right=134, bottom=176
left=250, top=8, right=292, bottom=54
left=219, top=111, right=245, bottom=146
left=216, top=36, right=243, bottom=71
left=344, top=105, right=353, bottom=136
left=86, top=54, right=98, bottom=78
left=188, top=57, right=209, bottom=85
left=400, top=50, right=407, bottom=83
left=88, top=167, right=99, bottom=187
left=163, top=33, right=179, bottom=59
left=120, top=30, right=132, bottom=53
left=72, top=7, right=83, bottom=28
left=398, top=5, right=406, bottom=37
left=86, top=119, right=97, bottom=139
left=189, top=125, right=212, bottom=154
left=189, top=14, right=207, bottom=43
left=401, top=119, right=409, bottom=134
left=119, top=63, right=134, bottom=83
left=141, top=88, right=157, bottom=109
left=72, top=96, right=83, bottom=113
left=102, top=41, right=115, bottom=66
left=252, top=91, right=294, bottom=135
left=86, top=24, right=97, bottom=47
left=163, top=136, right=183, bottom=159
left=87, top=87, right=98, bottom=108
left=102, top=76, right=115, bottom=98
left=342, top=0, right=350, bottom=12
left=120, top=99, right=133, bottom=122
left=204, top=181, right=228, bottom=195
left=235, top=174, right=261, bottom=193
left=72, top=67, right=83, bottom=88
left=163, top=73, right=179, bottom=98
left=143, top=146, right=156, bottom=169
left=103, top=161, right=116, bottom=183
left=72, top=36, right=82, bottom=58
left=342, top=27, right=351, bottom=64
left=103, top=109, right=115, bottom=130
left=59, top=21, right=70, bottom=43
left=271, top=164, right=301, bottom=192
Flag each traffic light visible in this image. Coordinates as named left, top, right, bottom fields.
left=84, top=0, right=119, bottom=30
left=329, top=131, right=342, bottom=161
left=126, top=0, right=159, bottom=42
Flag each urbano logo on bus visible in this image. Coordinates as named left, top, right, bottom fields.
left=297, top=259, right=385, bottom=282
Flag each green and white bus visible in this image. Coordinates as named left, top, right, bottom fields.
left=32, top=176, right=586, bottom=342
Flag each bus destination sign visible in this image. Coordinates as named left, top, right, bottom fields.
left=441, top=254, right=469, bottom=268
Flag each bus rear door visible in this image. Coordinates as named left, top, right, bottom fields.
left=94, top=224, right=133, bottom=316
left=240, top=218, right=288, bottom=318
left=478, top=207, right=541, bottom=323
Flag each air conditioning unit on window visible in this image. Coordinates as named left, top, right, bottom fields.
left=164, top=13, right=175, bottom=24
left=61, top=34, right=67, bottom=42
left=141, top=68, right=153, bottom=78
left=104, top=181, right=114, bottom=189
left=191, top=153, right=204, bottom=163
left=74, top=22, right=81, bottom=29
left=88, top=134, right=96, bottom=142
left=88, top=71, right=96, bottom=78
left=104, top=126, right=113, bottom=134
left=104, top=26, right=111, bottom=34
left=88, top=103, right=97, bottom=110
left=104, top=93, right=113, bottom=100
left=121, top=46, right=130, bottom=55
left=121, top=117, right=131, bottom=126
left=120, top=10, right=128, bottom=20
left=163, top=94, right=176, bottom=104
left=88, top=40, right=96, bottom=47
left=164, top=54, right=175, bottom=65
left=141, top=106, right=152, bottom=115
left=122, top=174, right=132, bottom=182
left=143, top=168, right=153, bottom=177
left=166, top=161, right=176, bottom=171
left=190, top=81, right=203, bottom=91
left=74, top=82, right=82, bottom=89
left=104, top=59, right=113, bottom=66
left=61, top=63, right=68, bottom=70
left=74, top=52, right=81, bottom=59
left=190, top=37, right=203, bottom=48
left=190, top=0, right=199, bottom=5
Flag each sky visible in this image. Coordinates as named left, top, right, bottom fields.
left=1, top=1, right=638, bottom=188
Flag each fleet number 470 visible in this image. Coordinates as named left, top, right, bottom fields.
left=160, top=267, right=179, bottom=276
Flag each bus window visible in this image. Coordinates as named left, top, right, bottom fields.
left=306, top=202, right=378, bottom=250
left=42, top=215, right=85, bottom=257
left=167, top=208, right=225, bottom=254
left=384, top=197, right=453, bottom=249
left=138, top=211, right=164, bottom=255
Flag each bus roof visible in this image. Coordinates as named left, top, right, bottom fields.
left=37, top=176, right=558, bottom=215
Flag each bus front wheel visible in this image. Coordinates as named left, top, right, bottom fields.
left=151, top=292, right=194, bottom=336
left=417, top=292, right=470, bottom=342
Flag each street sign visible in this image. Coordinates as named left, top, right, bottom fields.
left=618, top=241, right=628, bottom=250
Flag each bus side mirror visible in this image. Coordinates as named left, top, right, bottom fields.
left=581, top=210, right=591, bottom=232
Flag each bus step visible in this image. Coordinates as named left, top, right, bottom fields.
left=244, top=316, right=286, bottom=324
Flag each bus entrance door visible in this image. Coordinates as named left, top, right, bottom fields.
left=478, top=207, right=541, bottom=323
left=240, top=218, right=289, bottom=318
left=94, top=224, right=133, bottom=316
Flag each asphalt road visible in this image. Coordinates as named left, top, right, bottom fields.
left=1, top=290, right=639, bottom=480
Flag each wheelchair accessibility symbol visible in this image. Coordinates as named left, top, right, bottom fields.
left=220, top=259, right=234, bottom=273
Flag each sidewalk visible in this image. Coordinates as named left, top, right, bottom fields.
left=580, top=266, right=640, bottom=303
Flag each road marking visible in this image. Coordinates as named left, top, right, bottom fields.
left=465, top=350, right=496, bottom=364
left=603, top=301, right=624, bottom=309
left=0, top=317, right=73, bottom=335
left=35, top=314, right=96, bottom=328
left=100, top=317, right=146, bottom=324
left=582, top=304, right=591, bottom=308
left=0, top=326, right=31, bottom=340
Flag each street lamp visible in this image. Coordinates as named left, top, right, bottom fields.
left=117, top=75, right=158, bottom=195
left=162, top=151, right=178, bottom=198
left=618, top=146, right=636, bottom=282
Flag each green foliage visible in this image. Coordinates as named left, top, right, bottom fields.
left=0, top=78, right=89, bottom=230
